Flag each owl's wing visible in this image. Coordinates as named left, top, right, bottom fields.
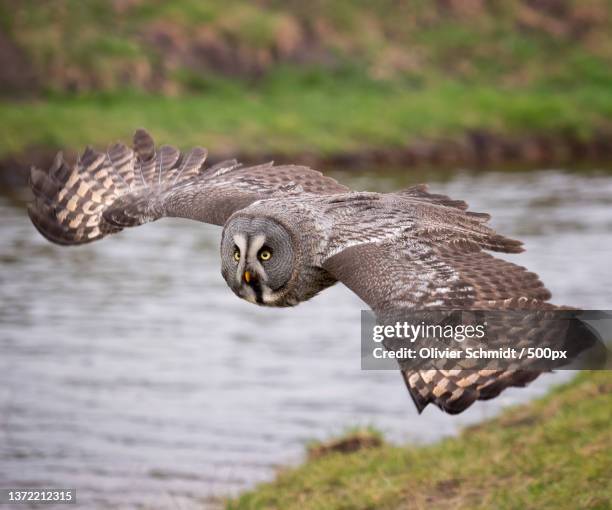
left=28, top=129, right=348, bottom=245
left=321, top=188, right=554, bottom=414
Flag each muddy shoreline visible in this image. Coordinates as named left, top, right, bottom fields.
left=2, top=130, right=612, bottom=189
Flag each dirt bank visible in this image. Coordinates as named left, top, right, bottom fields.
left=3, top=130, right=611, bottom=190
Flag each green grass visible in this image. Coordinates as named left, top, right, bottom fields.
left=2, top=1, right=612, bottom=160
left=2, top=78, right=611, bottom=159
left=227, top=372, right=611, bottom=510
left=6, top=1, right=612, bottom=90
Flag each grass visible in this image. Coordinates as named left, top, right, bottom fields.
left=2, top=77, right=612, bottom=159
left=5, top=1, right=612, bottom=90
left=226, top=372, right=611, bottom=510
left=1, top=1, right=612, bottom=160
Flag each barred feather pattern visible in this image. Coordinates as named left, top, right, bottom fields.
left=320, top=194, right=565, bottom=415
left=28, top=129, right=348, bottom=245
left=400, top=299, right=564, bottom=414
left=28, top=129, right=209, bottom=245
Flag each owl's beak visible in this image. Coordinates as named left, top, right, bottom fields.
left=243, top=270, right=252, bottom=283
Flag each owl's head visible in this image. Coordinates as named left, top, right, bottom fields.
left=220, top=215, right=296, bottom=306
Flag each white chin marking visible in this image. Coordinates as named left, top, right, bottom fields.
left=261, top=286, right=284, bottom=305
left=240, top=286, right=258, bottom=304
left=239, top=285, right=283, bottom=306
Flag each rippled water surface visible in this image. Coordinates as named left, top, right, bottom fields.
left=1, top=168, right=611, bottom=509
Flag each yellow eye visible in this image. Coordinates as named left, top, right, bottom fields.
left=259, top=249, right=272, bottom=261
left=233, top=250, right=240, bottom=261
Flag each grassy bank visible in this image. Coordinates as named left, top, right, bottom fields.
left=2, top=79, right=612, bottom=160
left=227, top=372, right=611, bottom=510
left=2, top=1, right=612, bottom=162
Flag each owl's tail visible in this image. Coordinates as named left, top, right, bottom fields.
left=28, top=129, right=207, bottom=245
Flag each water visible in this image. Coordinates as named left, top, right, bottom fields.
left=1, top=168, right=611, bottom=509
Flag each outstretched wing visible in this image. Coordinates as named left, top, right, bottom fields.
left=322, top=187, right=553, bottom=414
left=28, top=129, right=348, bottom=245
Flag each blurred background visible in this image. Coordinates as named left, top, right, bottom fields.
left=1, top=0, right=612, bottom=175
left=0, top=1, right=611, bottom=509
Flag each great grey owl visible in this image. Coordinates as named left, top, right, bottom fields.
left=28, top=129, right=564, bottom=414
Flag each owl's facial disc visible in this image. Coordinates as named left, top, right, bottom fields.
left=221, top=217, right=294, bottom=306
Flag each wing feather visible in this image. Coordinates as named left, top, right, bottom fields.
left=322, top=188, right=555, bottom=414
left=28, top=129, right=348, bottom=245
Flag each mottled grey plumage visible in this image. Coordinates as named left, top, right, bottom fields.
left=29, top=129, right=561, bottom=414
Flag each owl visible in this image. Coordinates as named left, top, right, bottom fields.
left=28, top=129, right=574, bottom=414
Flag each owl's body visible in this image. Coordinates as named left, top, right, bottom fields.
left=221, top=192, right=405, bottom=307
left=28, top=129, right=588, bottom=415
